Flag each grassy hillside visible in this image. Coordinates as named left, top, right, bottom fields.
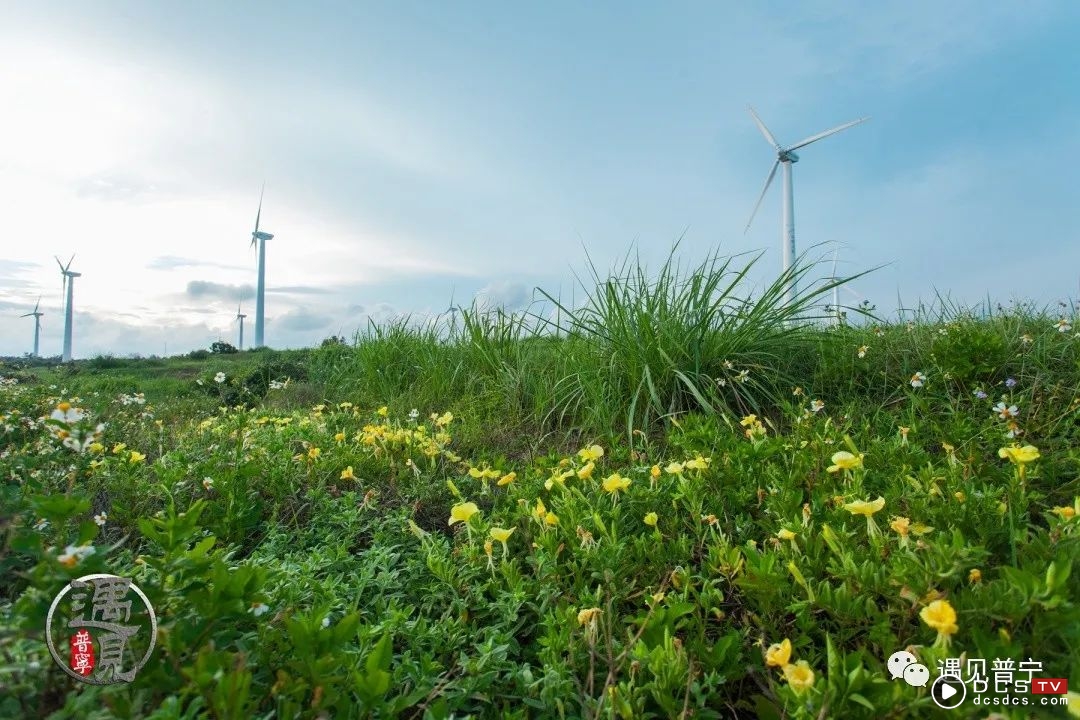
left=2, top=252, right=1079, bottom=719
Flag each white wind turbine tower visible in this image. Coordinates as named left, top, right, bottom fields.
left=743, top=106, right=869, bottom=307
left=21, top=297, right=44, bottom=358
left=831, top=248, right=841, bottom=325
left=249, top=185, right=274, bottom=348
left=55, top=255, right=81, bottom=362
left=235, top=303, right=247, bottom=351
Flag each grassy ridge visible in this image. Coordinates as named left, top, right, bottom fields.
left=1, top=251, right=1079, bottom=719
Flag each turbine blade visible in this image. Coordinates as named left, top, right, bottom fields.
left=55, top=255, right=66, bottom=272
left=747, top=106, right=782, bottom=151
left=66, top=254, right=75, bottom=272
left=34, top=296, right=41, bottom=313
left=744, top=159, right=779, bottom=234
left=788, top=117, right=869, bottom=152
left=254, top=183, right=264, bottom=234
left=831, top=249, right=839, bottom=279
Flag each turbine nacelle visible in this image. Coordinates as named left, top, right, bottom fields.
left=252, top=231, right=274, bottom=242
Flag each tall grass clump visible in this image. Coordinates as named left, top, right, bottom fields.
left=537, top=242, right=863, bottom=441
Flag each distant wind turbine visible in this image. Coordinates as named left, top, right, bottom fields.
left=21, top=297, right=44, bottom=358
left=744, top=106, right=869, bottom=307
left=831, top=249, right=840, bottom=326
left=235, top=303, right=247, bottom=351
left=249, top=184, right=274, bottom=348
left=55, top=255, right=81, bottom=362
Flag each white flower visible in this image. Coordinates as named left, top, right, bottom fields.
left=321, top=616, right=331, bottom=628
left=249, top=602, right=270, bottom=617
left=33, top=518, right=49, bottom=531
left=1056, top=319, right=1072, bottom=333
left=408, top=408, right=420, bottom=420
left=50, top=406, right=85, bottom=424
left=910, top=372, right=926, bottom=388
left=1020, top=334, right=1033, bottom=345
left=857, top=345, right=868, bottom=359
left=269, top=380, right=285, bottom=390
left=202, top=477, right=215, bottom=491
left=809, top=400, right=825, bottom=413
left=57, top=544, right=95, bottom=567
left=214, top=372, right=226, bottom=384
left=993, top=402, right=1019, bottom=420
left=196, top=379, right=204, bottom=386
left=735, top=369, right=750, bottom=383
left=93, top=513, right=107, bottom=527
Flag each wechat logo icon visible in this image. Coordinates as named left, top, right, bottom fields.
left=888, top=650, right=930, bottom=688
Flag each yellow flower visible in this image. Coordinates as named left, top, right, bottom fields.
left=1064, top=691, right=1080, bottom=717
left=664, top=461, right=685, bottom=476
left=448, top=502, right=480, bottom=526
left=377, top=406, right=388, bottom=417
left=577, top=462, right=595, bottom=480
left=111, top=442, right=127, bottom=454
left=954, top=491, right=966, bottom=503
left=307, top=447, right=321, bottom=460
left=434, top=412, right=453, bottom=427
left=998, top=444, right=1040, bottom=465
left=644, top=512, right=658, bottom=527
left=777, top=528, right=796, bottom=541
left=128, top=451, right=146, bottom=464
left=602, top=473, right=631, bottom=494
left=577, top=607, right=602, bottom=627
left=890, top=516, right=910, bottom=536
left=844, top=497, right=885, bottom=517
left=1052, top=506, right=1076, bottom=520
left=334, top=431, right=346, bottom=442
left=497, top=471, right=516, bottom=486
left=650, top=464, right=661, bottom=479
left=533, top=498, right=547, bottom=521
left=578, top=445, right=604, bottom=462
left=88, top=442, right=104, bottom=454
left=919, top=599, right=958, bottom=636
left=340, top=466, right=355, bottom=480
left=910, top=523, right=934, bottom=535
left=782, top=661, right=815, bottom=693
left=739, top=414, right=758, bottom=427
left=827, top=451, right=864, bottom=473
left=545, top=468, right=573, bottom=491
left=685, top=454, right=712, bottom=471
left=765, top=638, right=792, bottom=667
left=969, top=568, right=982, bottom=583
left=489, top=526, right=515, bottom=547
left=544, top=511, right=559, bottom=526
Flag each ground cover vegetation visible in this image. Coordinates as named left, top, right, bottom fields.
left=1, top=249, right=1078, bottom=719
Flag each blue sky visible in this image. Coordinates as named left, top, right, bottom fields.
left=1, top=1, right=1078, bottom=357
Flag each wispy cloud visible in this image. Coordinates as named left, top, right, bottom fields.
left=185, top=281, right=255, bottom=302
left=148, top=255, right=248, bottom=272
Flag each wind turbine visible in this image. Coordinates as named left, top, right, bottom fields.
left=743, top=106, right=868, bottom=307
left=21, top=297, right=44, bottom=358
left=249, top=185, right=274, bottom=348
left=831, top=248, right=841, bottom=326
left=55, top=255, right=81, bottom=362
left=235, top=303, right=247, bottom=351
